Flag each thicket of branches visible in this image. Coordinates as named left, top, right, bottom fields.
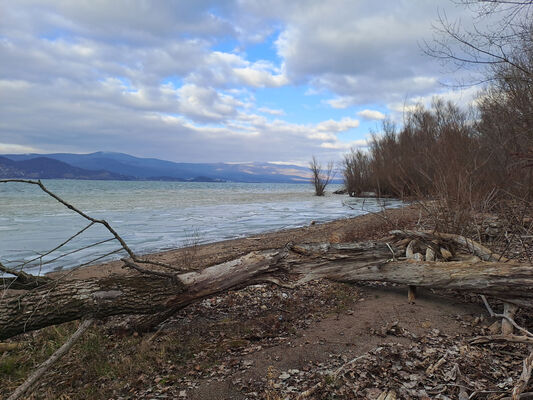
left=343, top=1, right=533, bottom=236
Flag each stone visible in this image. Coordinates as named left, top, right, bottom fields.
left=279, top=372, right=290, bottom=380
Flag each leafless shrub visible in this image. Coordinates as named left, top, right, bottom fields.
left=402, top=1, right=533, bottom=250
left=341, top=92, right=532, bottom=257
left=342, top=148, right=371, bottom=197
left=179, top=228, right=202, bottom=268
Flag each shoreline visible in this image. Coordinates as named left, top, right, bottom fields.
left=54, top=205, right=419, bottom=281
left=16, top=202, right=520, bottom=400
left=3, top=180, right=403, bottom=276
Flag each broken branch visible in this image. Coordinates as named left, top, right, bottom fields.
left=7, top=319, right=93, bottom=400
left=512, top=349, right=533, bottom=400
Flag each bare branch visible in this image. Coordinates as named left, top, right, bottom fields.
left=7, top=319, right=93, bottom=400
left=424, top=2, right=533, bottom=85
left=0, top=260, right=50, bottom=289
left=121, top=259, right=178, bottom=280
left=513, top=349, right=533, bottom=400
left=0, top=179, right=184, bottom=273
left=480, top=295, right=533, bottom=337
left=470, top=335, right=533, bottom=344
left=17, top=222, right=95, bottom=269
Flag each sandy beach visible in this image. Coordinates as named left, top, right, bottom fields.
left=58, top=205, right=420, bottom=280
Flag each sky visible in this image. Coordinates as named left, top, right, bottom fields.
left=0, top=0, right=483, bottom=164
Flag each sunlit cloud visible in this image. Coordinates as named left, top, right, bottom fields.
left=357, top=109, right=386, bottom=121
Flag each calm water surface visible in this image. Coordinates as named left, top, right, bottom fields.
left=0, top=180, right=402, bottom=274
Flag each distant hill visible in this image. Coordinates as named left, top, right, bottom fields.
left=0, top=156, right=132, bottom=180
left=2, top=152, right=324, bottom=183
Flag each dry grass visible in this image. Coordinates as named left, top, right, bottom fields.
left=0, top=321, right=213, bottom=399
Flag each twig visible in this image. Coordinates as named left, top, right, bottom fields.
left=0, top=261, right=51, bottom=289
left=470, top=335, right=533, bottom=345
left=469, top=390, right=508, bottom=399
left=297, top=354, right=368, bottom=399
left=385, top=242, right=397, bottom=261
left=121, top=259, right=178, bottom=280
left=17, top=222, right=95, bottom=269
left=144, top=322, right=168, bottom=344
left=29, top=238, right=116, bottom=268
left=502, top=393, right=533, bottom=400
left=7, top=319, right=93, bottom=400
left=512, top=348, right=533, bottom=400
left=480, top=295, right=533, bottom=337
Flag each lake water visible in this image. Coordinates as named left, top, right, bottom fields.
left=0, top=180, right=402, bottom=275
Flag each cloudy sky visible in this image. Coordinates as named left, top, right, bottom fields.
left=0, top=0, right=481, bottom=164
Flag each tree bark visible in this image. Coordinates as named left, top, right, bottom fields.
left=2, top=241, right=533, bottom=340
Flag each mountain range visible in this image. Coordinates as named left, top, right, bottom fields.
left=0, top=152, right=324, bottom=183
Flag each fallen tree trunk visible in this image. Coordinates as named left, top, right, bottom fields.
left=2, top=241, right=533, bottom=340
left=0, top=249, right=284, bottom=340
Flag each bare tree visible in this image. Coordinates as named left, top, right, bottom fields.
left=309, top=156, right=334, bottom=196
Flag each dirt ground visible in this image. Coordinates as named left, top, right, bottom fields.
left=181, top=285, right=486, bottom=400
left=3, top=205, right=532, bottom=399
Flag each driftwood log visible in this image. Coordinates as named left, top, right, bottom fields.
left=2, top=241, right=533, bottom=340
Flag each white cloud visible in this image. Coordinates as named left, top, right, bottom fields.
left=308, top=132, right=336, bottom=141
left=269, top=160, right=308, bottom=167
left=386, top=86, right=480, bottom=126
left=0, top=0, right=490, bottom=164
left=257, top=107, right=285, bottom=116
left=233, top=67, right=288, bottom=87
left=357, top=109, right=386, bottom=121
left=187, top=52, right=288, bottom=89
left=0, top=1, right=234, bottom=44
left=313, top=74, right=440, bottom=106
left=0, top=143, right=42, bottom=154
left=272, top=2, right=442, bottom=79
left=176, top=84, right=243, bottom=123
left=316, top=118, right=359, bottom=132
left=390, top=86, right=480, bottom=111
left=320, top=139, right=367, bottom=150
left=0, top=70, right=363, bottom=163
left=326, top=97, right=352, bottom=109
left=240, top=0, right=476, bottom=107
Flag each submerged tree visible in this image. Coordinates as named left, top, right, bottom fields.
left=309, top=156, right=334, bottom=196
